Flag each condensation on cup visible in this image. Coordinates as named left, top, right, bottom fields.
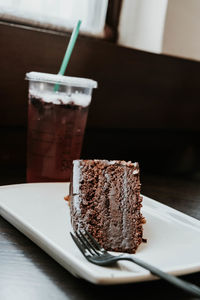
left=25, top=72, right=97, bottom=182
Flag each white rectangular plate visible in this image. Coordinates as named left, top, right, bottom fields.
left=0, top=183, right=200, bottom=285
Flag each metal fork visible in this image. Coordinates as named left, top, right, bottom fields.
left=70, top=229, right=200, bottom=297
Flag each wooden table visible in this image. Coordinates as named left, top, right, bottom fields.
left=0, top=172, right=200, bottom=300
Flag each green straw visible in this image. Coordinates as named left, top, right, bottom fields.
left=54, top=20, right=82, bottom=91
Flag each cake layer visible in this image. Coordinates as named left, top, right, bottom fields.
left=69, top=159, right=145, bottom=254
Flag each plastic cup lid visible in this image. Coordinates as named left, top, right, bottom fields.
left=25, top=72, right=97, bottom=89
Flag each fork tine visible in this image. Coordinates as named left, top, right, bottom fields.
left=70, top=232, right=86, bottom=256
left=79, top=230, right=100, bottom=255
left=84, top=229, right=106, bottom=253
left=75, top=231, right=95, bottom=255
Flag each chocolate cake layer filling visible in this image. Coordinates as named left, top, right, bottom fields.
left=69, top=159, right=145, bottom=254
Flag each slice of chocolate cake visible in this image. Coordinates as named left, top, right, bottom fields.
left=69, top=159, right=145, bottom=254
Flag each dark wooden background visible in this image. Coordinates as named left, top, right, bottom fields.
left=1, top=21, right=200, bottom=179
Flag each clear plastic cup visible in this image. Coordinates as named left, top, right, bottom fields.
left=25, top=72, right=97, bottom=182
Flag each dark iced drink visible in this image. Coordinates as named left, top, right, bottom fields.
left=26, top=72, right=97, bottom=182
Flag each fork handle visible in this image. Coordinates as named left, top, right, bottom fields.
left=120, top=256, right=200, bottom=297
